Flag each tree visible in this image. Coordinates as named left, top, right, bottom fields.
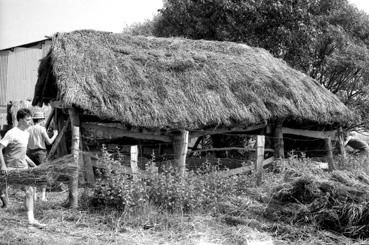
left=126, top=0, right=369, bottom=128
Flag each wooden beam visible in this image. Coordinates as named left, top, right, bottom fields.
left=273, top=121, right=284, bottom=158
left=47, top=117, right=70, bottom=160
left=188, top=136, right=203, bottom=157
left=82, top=122, right=171, bottom=142
left=255, top=135, right=265, bottom=186
left=325, top=137, right=335, bottom=171
left=189, top=123, right=267, bottom=138
left=282, top=127, right=336, bottom=139
left=173, top=130, right=189, bottom=177
left=68, top=107, right=80, bottom=208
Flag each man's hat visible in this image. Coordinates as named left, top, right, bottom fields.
left=33, top=111, right=45, bottom=120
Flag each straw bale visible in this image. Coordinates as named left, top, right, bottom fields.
left=0, top=154, right=77, bottom=187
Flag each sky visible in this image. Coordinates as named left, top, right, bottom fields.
left=0, top=0, right=163, bottom=49
left=0, top=0, right=369, bottom=50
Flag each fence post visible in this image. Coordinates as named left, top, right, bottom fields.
left=130, top=145, right=139, bottom=179
left=173, top=130, right=189, bottom=177
left=68, top=107, right=80, bottom=208
left=325, top=137, right=335, bottom=171
left=273, top=121, right=284, bottom=159
left=255, top=135, right=265, bottom=186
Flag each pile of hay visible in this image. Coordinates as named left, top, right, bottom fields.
left=268, top=170, right=369, bottom=238
left=0, top=155, right=78, bottom=187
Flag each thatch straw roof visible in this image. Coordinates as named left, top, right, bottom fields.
left=33, top=30, right=352, bottom=130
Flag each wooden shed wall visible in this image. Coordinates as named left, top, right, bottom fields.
left=0, top=41, right=50, bottom=130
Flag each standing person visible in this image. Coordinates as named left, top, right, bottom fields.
left=27, top=111, right=58, bottom=201
left=0, top=108, right=46, bottom=229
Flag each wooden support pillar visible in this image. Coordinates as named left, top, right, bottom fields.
left=325, top=137, right=335, bottom=171
left=337, top=127, right=347, bottom=162
left=273, top=121, right=284, bottom=159
left=68, top=107, right=80, bottom=208
left=255, top=135, right=265, bottom=186
left=47, top=117, right=70, bottom=160
left=130, top=145, right=139, bottom=177
left=173, top=130, right=189, bottom=177
left=55, top=109, right=68, bottom=157
left=45, top=108, right=55, bottom=130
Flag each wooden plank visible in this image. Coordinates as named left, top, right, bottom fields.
left=192, top=147, right=274, bottom=153
left=82, top=122, right=171, bottom=142
left=130, top=145, right=139, bottom=175
left=221, top=165, right=253, bottom=177
left=47, top=117, right=70, bottom=160
left=189, top=123, right=267, bottom=138
left=325, top=137, right=335, bottom=171
left=263, top=156, right=274, bottom=166
left=68, top=108, right=80, bottom=208
left=282, top=127, right=336, bottom=139
left=273, top=121, right=284, bottom=158
left=83, top=153, right=95, bottom=185
left=173, top=130, right=189, bottom=177
left=255, top=135, right=265, bottom=186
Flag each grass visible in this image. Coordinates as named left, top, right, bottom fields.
left=1, top=155, right=369, bottom=245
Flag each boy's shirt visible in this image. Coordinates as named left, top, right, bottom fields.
left=0, top=127, right=29, bottom=168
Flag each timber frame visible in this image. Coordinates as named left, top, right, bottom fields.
left=47, top=102, right=346, bottom=206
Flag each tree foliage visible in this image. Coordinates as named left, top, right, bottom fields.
left=126, top=0, right=369, bottom=128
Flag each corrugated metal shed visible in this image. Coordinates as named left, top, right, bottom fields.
left=0, top=40, right=50, bottom=129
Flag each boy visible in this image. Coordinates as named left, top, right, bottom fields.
left=0, top=108, right=46, bottom=228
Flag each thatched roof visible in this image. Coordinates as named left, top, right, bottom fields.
left=33, top=30, right=352, bottom=130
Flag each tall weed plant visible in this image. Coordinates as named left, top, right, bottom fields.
left=90, top=147, right=251, bottom=214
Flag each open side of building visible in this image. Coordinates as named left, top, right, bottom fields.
left=32, top=30, right=353, bottom=207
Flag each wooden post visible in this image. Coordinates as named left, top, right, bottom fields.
left=68, top=107, right=80, bottom=208
left=173, top=130, right=189, bottom=177
left=47, top=118, right=70, bottom=160
left=130, top=145, right=139, bottom=177
left=273, top=121, right=284, bottom=159
left=337, top=127, right=347, bottom=162
left=325, top=137, right=335, bottom=171
left=55, top=109, right=68, bottom=157
left=255, top=135, right=265, bottom=186
left=45, top=108, right=55, bottom=130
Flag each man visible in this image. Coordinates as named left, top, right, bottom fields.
left=27, top=111, right=58, bottom=201
left=0, top=108, right=46, bottom=228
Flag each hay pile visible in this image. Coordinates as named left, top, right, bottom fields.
left=268, top=170, right=369, bottom=238
left=0, top=154, right=78, bottom=187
